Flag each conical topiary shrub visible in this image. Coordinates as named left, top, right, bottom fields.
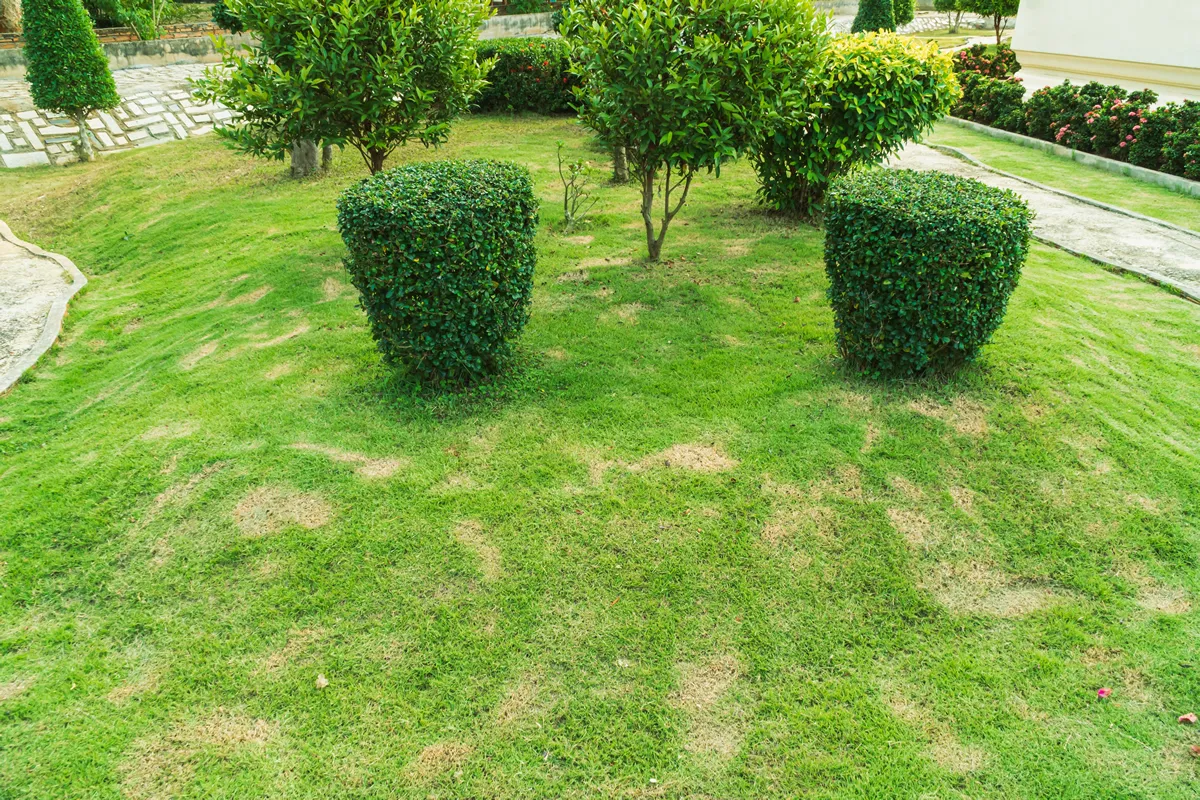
left=22, top=0, right=119, bottom=162
left=893, top=0, right=916, bottom=27
left=851, top=0, right=895, bottom=32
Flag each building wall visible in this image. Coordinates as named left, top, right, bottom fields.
left=1013, top=0, right=1199, bottom=98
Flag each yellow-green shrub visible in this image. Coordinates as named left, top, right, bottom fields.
left=751, top=33, right=959, bottom=217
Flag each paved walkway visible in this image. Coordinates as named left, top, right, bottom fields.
left=1, top=64, right=230, bottom=167
left=890, top=142, right=1200, bottom=302
left=0, top=222, right=87, bottom=394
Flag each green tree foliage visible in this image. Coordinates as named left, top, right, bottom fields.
left=752, top=33, right=959, bottom=217
left=893, top=0, right=915, bottom=27
left=23, top=0, right=119, bottom=162
left=962, top=0, right=1019, bottom=44
left=210, top=0, right=242, bottom=32
left=565, top=0, right=827, bottom=261
left=851, top=0, right=894, bottom=32
left=193, top=0, right=491, bottom=174
left=337, top=160, right=539, bottom=388
left=824, top=169, right=1032, bottom=378
left=84, top=0, right=177, bottom=39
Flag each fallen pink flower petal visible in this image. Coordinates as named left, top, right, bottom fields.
left=1179, top=713, right=1198, bottom=724
left=1097, top=687, right=1112, bottom=699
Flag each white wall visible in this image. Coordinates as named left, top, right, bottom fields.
left=1013, top=0, right=1200, bottom=70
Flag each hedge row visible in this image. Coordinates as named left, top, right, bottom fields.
left=474, top=37, right=578, bottom=114
left=951, top=46, right=1200, bottom=180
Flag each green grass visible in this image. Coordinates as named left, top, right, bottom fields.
left=927, top=121, right=1200, bottom=232
left=1, top=116, right=1199, bottom=799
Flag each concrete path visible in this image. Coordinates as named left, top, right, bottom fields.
left=890, top=142, right=1200, bottom=302
left=0, top=221, right=87, bottom=394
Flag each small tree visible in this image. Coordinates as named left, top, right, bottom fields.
left=893, top=0, right=915, bottom=28
left=194, top=0, right=491, bottom=175
left=566, top=0, right=826, bottom=261
left=851, top=0, right=895, bottom=32
left=933, top=0, right=966, bottom=33
left=23, top=0, right=119, bottom=162
left=962, top=0, right=1019, bottom=45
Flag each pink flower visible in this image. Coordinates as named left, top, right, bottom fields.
left=1131, top=138, right=1137, bottom=143
left=1120, top=141, right=1127, bottom=148
left=1093, top=104, right=1102, bottom=110
left=1097, top=688, right=1112, bottom=698
left=1126, top=134, right=1134, bottom=141
left=1110, top=116, right=1118, bottom=122
left=1134, top=125, right=1142, bottom=132
left=1140, top=118, right=1147, bottom=124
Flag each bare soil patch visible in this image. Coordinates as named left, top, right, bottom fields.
left=233, top=486, right=332, bottom=537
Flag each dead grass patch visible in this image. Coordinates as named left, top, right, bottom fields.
left=613, top=302, right=648, bottom=324
left=255, top=628, right=326, bottom=676
left=882, top=681, right=985, bottom=774
left=139, top=462, right=226, bottom=531
left=227, top=285, right=272, bottom=306
left=809, top=464, right=863, bottom=502
left=320, top=277, right=346, bottom=302
left=453, top=520, right=502, bottom=582
left=179, top=340, right=218, bottom=370
left=251, top=322, right=310, bottom=349
left=288, top=442, right=406, bottom=479
left=544, top=347, right=568, bottom=360
left=888, top=507, right=932, bottom=547
left=121, top=709, right=278, bottom=800
left=557, top=269, right=589, bottom=283
left=407, top=741, right=473, bottom=781
left=670, top=655, right=744, bottom=760
left=923, top=562, right=1064, bottom=617
left=141, top=420, right=197, bottom=441
left=1136, top=585, right=1192, bottom=615
left=579, top=256, right=632, bottom=269
left=0, top=678, right=31, bottom=701
left=264, top=362, right=294, bottom=381
left=563, top=235, right=594, bottom=245
left=107, top=671, right=160, bottom=705
left=861, top=422, right=880, bottom=453
left=495, top=673, right=541, bottom=727
left=233, top=486, right=332, bottom=537
left=949, top=486, right=976, bottom=516
left=632, top=444, right=738, bottom=474
left=908, top=397, right=989, bottom=437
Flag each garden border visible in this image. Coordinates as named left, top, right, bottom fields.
left=939, top=116, right=1200, bottom=200
left=0, top=220, right=88, bottom=395
left=926, top=142, right=1200, bottom=304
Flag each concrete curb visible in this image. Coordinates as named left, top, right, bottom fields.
left=0, top=221, right=88, bottom=395
left=925, top=143, right=1200, bottom=304
left=940, top=116, right=1200, bottom=200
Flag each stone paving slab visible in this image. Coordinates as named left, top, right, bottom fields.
left=890, top=142, right=1200, bottom=302
left=0, top=221, right=87, bottom=394
left=0, top=64, right=233, bottom=167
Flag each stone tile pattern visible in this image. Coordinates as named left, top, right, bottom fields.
left=0, top=66, right=237, bottom=168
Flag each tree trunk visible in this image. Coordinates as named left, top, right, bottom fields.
left=74, top=113, right=94, bottom=163
left=290, top=140, right=319, bottom=177
left=640, top=170, right=660, bottom=261
left=368, top=148, right=387, bottom=174
left=612, top=145, right=628, bottom=184
left=0, top=0, right=21, bottom=33
left=321, top=144, right=333, bottom=171
left=994, top=14, right=1003, bottom=45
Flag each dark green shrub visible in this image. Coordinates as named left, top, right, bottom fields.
left=1163, top=122, right=1200, bottom=181
left=474, top=37, right=577, bottom=114
left=211, top=0, right=243, bottom=32
left=337, top=160, right=539, bottom=388
left=893, top=0, right=915, bottom=26
left=952, top=72, right=1025, bottom=131
left=824, top=169, right=1032, bottom=378
left=1145, top=102, right=1200, bottom=176
left=752, top=33, right=959, bottom=217
left=24, top=0, right=120, bottom=162
left=851, top=0, right=894, bottom=32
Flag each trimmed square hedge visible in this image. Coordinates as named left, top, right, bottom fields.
left=824, top=169, right=1033, bottom=378
left=337, top=160, right=539, bottom=388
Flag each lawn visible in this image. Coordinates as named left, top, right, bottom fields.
left=926, top=121, right=1200, bottom=232
left=1, top=115, right=1199, bottom=799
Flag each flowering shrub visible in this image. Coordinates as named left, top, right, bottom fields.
left=474, top=38, right=577, bottom=114
left=1079, top=90, right=1156, bottom=161
left=952, top=72, right=1024, bottom=131
left=952, top=44, right=1020, bottom=79
left=1133, top=101, right=1200, bottom=175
